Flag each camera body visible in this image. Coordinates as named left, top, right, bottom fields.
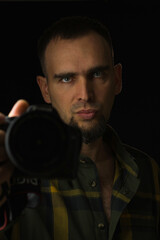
left=3, top=105, right=82, bottom=179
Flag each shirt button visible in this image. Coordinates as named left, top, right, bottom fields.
left=123, top=188, right=130, bottom=195
left=91, top=180, right=96, bottom=187
left=98, top=223, right=105, bottom=230
left=80, top=159, right=86, bottom=164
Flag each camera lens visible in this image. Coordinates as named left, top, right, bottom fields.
left=5, top=109, right=68, bottom=176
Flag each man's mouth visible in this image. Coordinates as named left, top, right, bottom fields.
left=76, top=109, right=97, bottom=120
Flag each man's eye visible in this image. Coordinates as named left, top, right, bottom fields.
left=93, top=71, right=102, bottom=78
left=61, top=77, right=72, bottom=83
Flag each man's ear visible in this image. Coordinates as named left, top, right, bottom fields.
left=113, top=63, right=122, bottom=95
left=36, top=76, right=51, bottom=103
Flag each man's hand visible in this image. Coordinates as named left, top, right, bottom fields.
left=0, top=99, right=29, bottom=205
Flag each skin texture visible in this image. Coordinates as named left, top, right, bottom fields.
left=37, top=32, right=122, bottom=137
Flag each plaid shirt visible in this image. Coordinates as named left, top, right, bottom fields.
left=1, top=125, right=160, bottom=240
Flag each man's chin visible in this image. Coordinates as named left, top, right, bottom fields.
left=69, top=116, right=108, bottom=144
left=77, top=120, right=98, bottom=130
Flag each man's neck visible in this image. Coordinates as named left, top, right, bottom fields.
left=81, top=137, right=101, bottom=162
left=81, top=137, right=113, bottom=163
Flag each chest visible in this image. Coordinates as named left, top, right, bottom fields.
left=100, top=177, right=112, bottom=222
left=96, top=161, right=115, bottom=222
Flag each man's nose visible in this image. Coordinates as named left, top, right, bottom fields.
left=76, top=77, right=94, bottom=102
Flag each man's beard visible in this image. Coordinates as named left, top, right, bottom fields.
left=69, top=115, right=108, bottom=144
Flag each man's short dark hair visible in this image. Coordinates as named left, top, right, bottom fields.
left=37, top=16, right=113, bottom=76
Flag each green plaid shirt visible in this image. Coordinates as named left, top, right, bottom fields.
left=1, top=125, right=160, bottom=240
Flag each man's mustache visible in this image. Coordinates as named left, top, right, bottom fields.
left=71, top=102, right=101, bottom=113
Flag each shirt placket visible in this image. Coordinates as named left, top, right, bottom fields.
left=79, top=157, right=109, bottom=240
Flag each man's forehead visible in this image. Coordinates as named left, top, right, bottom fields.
left=44, top=31, right=113, bottom=75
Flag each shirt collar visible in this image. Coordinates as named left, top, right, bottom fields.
left=103, top=124, right=139, bottom=179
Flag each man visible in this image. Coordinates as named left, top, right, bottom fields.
left=0, top=16, right=159, bottom=240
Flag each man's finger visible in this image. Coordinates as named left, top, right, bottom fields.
left=0, top=130, right=5, bottom=145
left=8, top=99, right=29, bottom=117
left=0, top=113, right=5, bottom=124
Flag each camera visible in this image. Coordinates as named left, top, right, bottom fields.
left=2, top=105, right=82, bottom=179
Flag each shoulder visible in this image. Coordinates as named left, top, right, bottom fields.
left=123, top=144, right=160, bottom=190
left=123, top=143, right=159, bottom=170
left=123, top=144, right=158, bottom=165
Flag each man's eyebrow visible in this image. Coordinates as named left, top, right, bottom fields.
left=53, top=72, right=78, bottom=79
left=86, top=65, right=110, bottom=75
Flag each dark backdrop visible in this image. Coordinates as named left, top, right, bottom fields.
left=0, top=1, right=160, bottom=165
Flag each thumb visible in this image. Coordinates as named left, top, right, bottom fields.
left=8, top=99, right=29, bottom=117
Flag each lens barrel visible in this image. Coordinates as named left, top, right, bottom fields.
left=4, top=105, right=82, bottom=178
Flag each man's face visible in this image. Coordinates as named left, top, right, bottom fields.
left=37, top=32, right=122, bottom=142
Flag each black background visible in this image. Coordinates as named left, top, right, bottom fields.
left=0, top=1, right=160, bottom=165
